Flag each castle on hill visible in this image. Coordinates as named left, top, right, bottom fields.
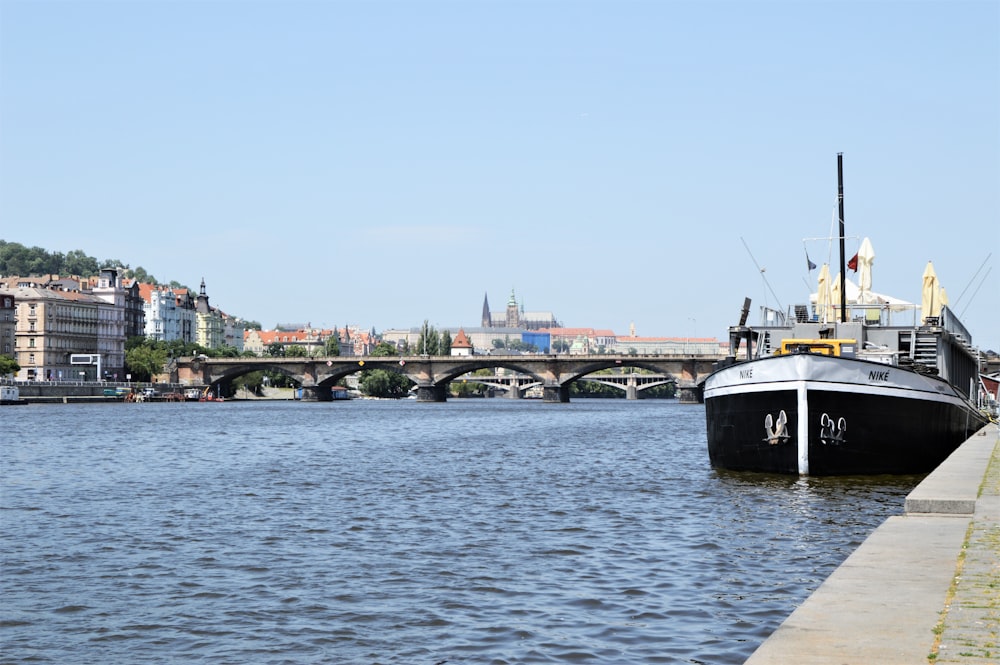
left=481, top=289, right=560, bottom=331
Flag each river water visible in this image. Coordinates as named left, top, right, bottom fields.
left=1, top=399, right=920, bottom=664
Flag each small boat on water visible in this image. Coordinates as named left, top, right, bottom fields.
left=704, top=154, right=992, bottom=476
left=1, top=385, right=27, bottom=405
left=199, top=385, right=225, bottom=402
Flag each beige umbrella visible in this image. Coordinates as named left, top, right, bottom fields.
left=921, top=261, right=940, bottom=321
left=816, top=263, right=833, bottom=322
left=831, top=271, right=842, bottom=322
left=857, top=237, right=875, bottom=304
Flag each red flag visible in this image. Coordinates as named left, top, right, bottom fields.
left=847, top=253, right=858, bottom=271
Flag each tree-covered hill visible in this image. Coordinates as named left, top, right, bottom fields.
left=0, top=240, right=179, bottom=288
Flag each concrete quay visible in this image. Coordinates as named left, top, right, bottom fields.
left=745, top=422, right=999, bottom=664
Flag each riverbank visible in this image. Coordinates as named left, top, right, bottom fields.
left=745, top=421, right=1000, bottom=664
left=3, top=383, right=300, bottom=403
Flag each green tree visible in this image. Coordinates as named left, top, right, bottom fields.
left=371, top=341, right=399, bottom=356
left=130, top=266, right=157, bottom=284
left=359, top=369, right=402, bottom=397
left=0, top=355, right=20, bottom=376
left=439, top=330, right=452, bottom=355
left=285, top=345, right=308, bottom=357
left=266, top=343, right=285, bottom=357
left=64, top=249, right=99, bottom=276
left=125, top=344, right=168, bottom=382
left=358, top=342, right=413, bottom=397
left=324, top=333, right=340, bottom=356
left=417, top=320, right=440, bottom=355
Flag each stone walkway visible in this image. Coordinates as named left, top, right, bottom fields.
left=933, top=430, right=999, bottom=664
left=745, top=423, right=999, bottom=665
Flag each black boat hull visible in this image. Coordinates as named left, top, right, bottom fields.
left=704, top=354, right=989, bottom=475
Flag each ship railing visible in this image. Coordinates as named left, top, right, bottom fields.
left=939, top=306, right=975, bottom=350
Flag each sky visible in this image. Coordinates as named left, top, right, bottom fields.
left=1, top=0, right=998, bottom=351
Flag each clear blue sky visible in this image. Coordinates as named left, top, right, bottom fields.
left=2, top=0, right=997, bottom=350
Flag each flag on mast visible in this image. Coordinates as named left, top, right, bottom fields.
left=806, top=251, right=817, bottom=271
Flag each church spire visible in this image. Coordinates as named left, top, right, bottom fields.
left=481, top=292, right=492, bottom=328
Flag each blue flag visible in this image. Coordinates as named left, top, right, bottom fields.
left=806, top=253, right=817, bottom=271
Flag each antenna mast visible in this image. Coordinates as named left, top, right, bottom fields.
left=837, top=153, right=847, bottom=323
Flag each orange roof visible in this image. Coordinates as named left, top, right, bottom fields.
left=452, top=328, right=473, bottom=348
left=540, top=327, right=618, bottom=337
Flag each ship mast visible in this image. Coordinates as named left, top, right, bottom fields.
left=837, top=153, right=847, bottom=323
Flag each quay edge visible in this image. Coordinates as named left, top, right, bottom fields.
left=744, top=422, right=999, bottom=665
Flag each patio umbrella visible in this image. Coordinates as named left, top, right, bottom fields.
left=857, top=237, right=875, bottom=304
left=921, top=261, right=940, bottom=321
left=816, top=263, right=833, bottom=323
left=831, top=271, right=842, bottom=322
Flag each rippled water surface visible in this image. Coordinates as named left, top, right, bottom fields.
left=1, top=399, right=921, bottom=664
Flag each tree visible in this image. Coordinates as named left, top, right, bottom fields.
left=439, top=330, right=452, bottom=355
left=285, top=345, right=308, bottom=357
left=64, top=249, right=99, bottom=276
left=130, top=266, right=156, bottom=284
left=358, top=342, right=413, bottom=397
left=417, top=320, right=440, bottom=355
left=125, top=344, right=168, bottom=382
left=324, top=334, right=340, bottom=356
left=371, top=341, right=399, bottom=356
left=266, top=343, right=285, bottom=357
left=0, top=355, right=20, bottom=377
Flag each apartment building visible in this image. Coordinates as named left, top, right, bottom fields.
left=0, top=269, right=127, bottom=381
left=194, top=279, right=225, bottom=349
left=1, top=293, right=14, bottom=362
left=244, top=328, right=335, bottom=356
left=140, top=283, right=192, bottom=342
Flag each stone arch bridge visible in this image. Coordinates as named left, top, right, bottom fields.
left=172, top=353, right=723, bottom=403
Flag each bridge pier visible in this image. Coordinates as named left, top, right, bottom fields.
left=543, top=385, right=569, bottom=403
left=626, top=385, right=638, bottom=400
left=416, top=385, right=447, bottom=402
left=677, top=385, right=703, bottom=404
left=505, top=386, right=522, bottom=399
left=300, top=386, right=332, bottom=402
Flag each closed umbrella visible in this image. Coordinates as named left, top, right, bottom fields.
left=857, top=237, right=875, bottom=304
left=921, top=261, right=940, bottom=321
left=816, top=263, right=833, bottom=323
left=831, top=271, right=842, bottom=322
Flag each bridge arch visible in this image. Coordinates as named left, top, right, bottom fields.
left=173, top=354, right=718, bottom=403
